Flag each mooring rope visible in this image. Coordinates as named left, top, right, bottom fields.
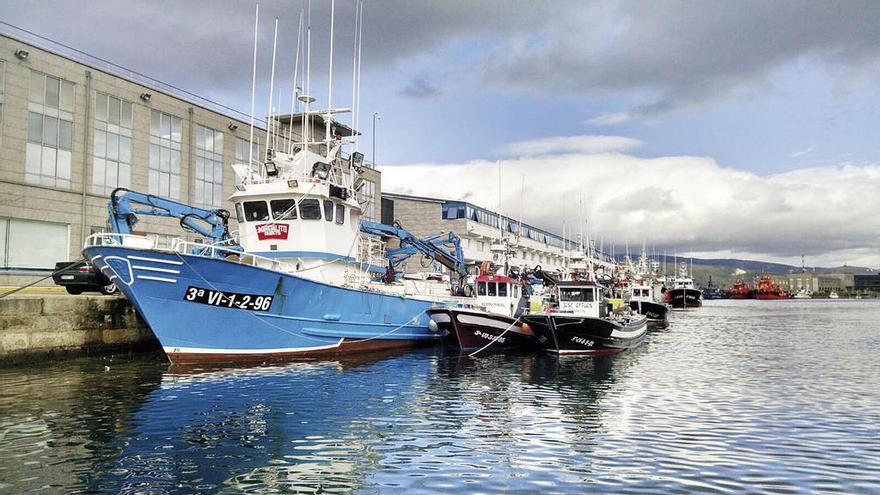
left=0, top=257, right=86, bottom=300
left=467, top=316, right=522, bottom=358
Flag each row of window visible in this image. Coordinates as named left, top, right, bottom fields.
left=236, top=199, right=346, bottom=225
left=442, top=202, right=576, bottom=250
left=476, top=281, right=521, bottom=298
left=18, top=68, right=255, bottom=208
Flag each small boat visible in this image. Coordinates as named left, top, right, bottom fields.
left=665, top=262, right=703, bottom=309
left=628, top=280, right=669, bottom=324
left=522, top=280, right=647, bottom=355
left=701, top=276, right=727, bottom=300
left=427, top=273, right=534, bottom=351
left=828, top=291, right=840, bottom=299
left=792, top=289, right=812, bottom=299
left=754, top=275, right=788, bottom=300
left=728, top=279, right=753, bottom=299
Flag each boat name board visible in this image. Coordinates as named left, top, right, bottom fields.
left=255, top=223, right=290, bottom=240
left=184, top=286, right=274, bottom=311
left=571, top=336, right=595, bottom=347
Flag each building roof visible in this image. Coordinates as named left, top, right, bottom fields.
left=275, top=113, right=358, bottom=138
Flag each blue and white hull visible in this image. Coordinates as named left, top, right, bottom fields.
left=84, top=246, right=440, bottom=363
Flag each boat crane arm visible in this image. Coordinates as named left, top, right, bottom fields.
left=107, top=188, right=240, bottom=250
left=359, top=220, right=467, bottom=280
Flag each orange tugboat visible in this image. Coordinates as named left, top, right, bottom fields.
left=728, top=279, right=753, bottom=299
left=754, top=275, right=788, bottom=300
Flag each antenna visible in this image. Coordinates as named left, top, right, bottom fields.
left=287, top=10, right=304, bottom=153
left=304, top=0, right=312, bottom=151
left=325, top=0, right=336, bottom=144
left=248, top=2, right=260, bottom=170
left=350, top=0, right=363, bottom=149
left=266, top=17, right=279, bottom=152
left=354, top=0, right=364, bottom=149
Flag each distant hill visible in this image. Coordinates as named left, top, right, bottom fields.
left=624, top=255, right=877, bottom=289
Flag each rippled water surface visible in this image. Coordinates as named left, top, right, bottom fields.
left=2, top=300, right=880, bottom=494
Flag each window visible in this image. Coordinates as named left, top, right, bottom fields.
left=195, top=125, right=224, bottom=208
left=146, top=233, right=176, bottom=249
left=243, top=201, right=269, bottom=221
left=335, top=204, right=345, bottom=225
left=498, top=283, right=508, bottom=297
left=26, top=70, right=74, bottom=188
left=488, top=282, right=497, bottom=296
left=1, top=218, right=69, bottom=269
left=270, top=199, right=297, bottom=220
left=235, top=203, right=245, bottom=223
left=299, top=199, right=321, bottom=220
left=149, top=110, right=182, bottom=198
left=360, top=179, right=376, bottom=221
left=92, top=92, right=132, bottom=195
left=560, top=287, right=594, bottom=302
left=477, top=282, right=486, bottom=296
left=235, top=137, right=261, bottom=184
left=323, top=200, right=334, bottom=222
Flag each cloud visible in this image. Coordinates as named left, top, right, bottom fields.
left=587, top=112, right=631, bottom=126
left=381, top=143, right=880, bottom=266
left=501, top=135, right=641, bottom=157
left=789, top=145, right=816, bottom=159
left=398, top=76, right=441, bottom=99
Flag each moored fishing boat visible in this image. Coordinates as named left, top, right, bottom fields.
left=628, top=280, right=670, bottom=324
left=522, top=281, right=647, bottom=355
left=665, top=262, right=703, bottom=309
left=426, top=275, right=534, bottom=352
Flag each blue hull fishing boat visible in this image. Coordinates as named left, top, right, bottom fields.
left=83, top=243, right=443, bottom=363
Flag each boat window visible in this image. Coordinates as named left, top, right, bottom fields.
left=498, top=283, right=508, bottom=297
left=299, top=199, right=321, bottom=220
left=323, top=200, right=334, bottom=222
left=560, top=287, right=594, bottom=302
left=270, top=199, right=297, bottom=220
left=488, top=282, right=497, bottom=296
left=513, top=285, right=519, bottom=298
left=235, top=202, right=245, bottom=223
left=477, top=282, right=486, bottom=296
left=243, top=201, right=269, bottom=221
left=335, top=204, right=345, bottom=224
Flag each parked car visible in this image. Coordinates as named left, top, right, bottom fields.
left=52, top=261, right=118, bottom=295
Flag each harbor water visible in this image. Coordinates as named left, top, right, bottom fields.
left=1, top=300, right=879, bottom=494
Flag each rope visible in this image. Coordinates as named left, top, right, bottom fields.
left=0, top=257, right=86, bottom=300
left=467, top=316, right=521, bottom=358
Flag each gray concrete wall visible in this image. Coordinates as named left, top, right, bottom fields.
left=0, top=294, right=158, bottom=364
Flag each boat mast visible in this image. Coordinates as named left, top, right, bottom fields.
left=287, top=10, right=304, bottom=153
left=325, top=0, right=336, bottom=144
left=266, top=17, right=279, bottom=152
left=248, top=2, right=260, bottom=172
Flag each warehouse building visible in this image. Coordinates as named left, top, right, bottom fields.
left=0, top=31, right=380, bottom=287
left=382, top=192, right=613, bottom=275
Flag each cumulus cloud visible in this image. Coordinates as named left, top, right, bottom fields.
left=381, top=143, right=880, bottom=267
left=501, top=135, right=641, bottom=157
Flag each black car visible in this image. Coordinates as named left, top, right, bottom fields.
left=52, top=261, right=118, bottom=295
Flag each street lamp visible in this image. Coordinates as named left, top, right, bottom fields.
left=372, top=112, right=381, bottom=166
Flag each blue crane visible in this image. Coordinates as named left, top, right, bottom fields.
left=108, top=188, right=240, bottom=254
left=359, top=220, right=467, bottom=284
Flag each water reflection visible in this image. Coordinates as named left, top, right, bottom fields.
left=1, top=301, right=880, bottom=494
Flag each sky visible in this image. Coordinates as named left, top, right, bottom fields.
left=3, top=0, right=880, bottom=267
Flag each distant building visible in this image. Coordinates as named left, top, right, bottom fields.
left=854, top=274, right=880, bottom=293
left=382, top=193, right=612, bottom=274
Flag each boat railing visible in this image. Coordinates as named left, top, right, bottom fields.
left=84, top=232, right=157, bottom=250
left=171, top=239, right=297, bottom=273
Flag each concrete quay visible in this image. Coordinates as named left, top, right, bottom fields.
left=0, top=292, right=159, bottom=365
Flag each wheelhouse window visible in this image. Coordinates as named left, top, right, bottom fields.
left=270, top=199, right=297, bottom=220
left=299, top=199, right=321, bottom=220
left=560, top=287, right=594, bottom=302
left=488, top=282, right=497, bottom=296
left=498, top=283, right=508, bottom=297
left=323, top=200, right=334, bottom=222
left=477, top=282, right=486, bottom=296
left=235, top=202, right=245, bottom=222
left=335, top=204, right=345, bottom=224
left=243, top=201, right=269, bottom=221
